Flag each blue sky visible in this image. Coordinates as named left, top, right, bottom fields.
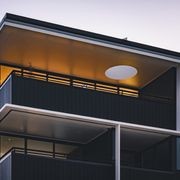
left=0, top=0, right=180, bottom=52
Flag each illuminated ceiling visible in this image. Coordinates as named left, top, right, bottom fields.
left=0, top=25, right=176, bottom=88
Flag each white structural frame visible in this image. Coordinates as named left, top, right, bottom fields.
left=1, top=104, right=180, bottom=180
left=177, top=65, right=180, bottom=131
left=115, top=124, right=121, bottom=180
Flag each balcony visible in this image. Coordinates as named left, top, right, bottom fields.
left=0, top=70, right=175, bottom=130
left=0, top=148, right=114, bottom=180
left=0, top=107, right=179, bottom=180
left=0, top=121, right=115, bottom=180
left=0, top=147, right=180, bottom=180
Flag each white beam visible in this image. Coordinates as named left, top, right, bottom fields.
left=2, top=104, right=180, bottom=136
left=177, top=65, right=180, bottom=130
left=115, top=124, right=121, bottom=180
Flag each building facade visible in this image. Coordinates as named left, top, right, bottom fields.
left=0, top=13, right=180, bottom=180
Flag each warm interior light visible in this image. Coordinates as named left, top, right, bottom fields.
left=105, top=65, right=137, bottom=80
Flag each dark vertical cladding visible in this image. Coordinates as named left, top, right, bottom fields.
left=121, top=167, right=175, bottom=180
left=12, top=153, right=114, bottom=180
left=69, top=129, right=114, bottom=163
left=0, top=76, right=12, bottom=109
left=11, top=75, right=176, bottom=130
left=1, top=152, right=180, bottom=180
left=142, top=137, right=172, bottom=171
left=141, top=68, right=176, bottom=101
left=0, top=155, right=12, bottom=180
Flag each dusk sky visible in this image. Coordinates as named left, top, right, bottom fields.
left=0, top=0, right=180, bottom=52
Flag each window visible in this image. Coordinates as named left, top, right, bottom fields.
left=0, top=136, right=24, bottom=157
left=27, top=139, right=53, bottom=157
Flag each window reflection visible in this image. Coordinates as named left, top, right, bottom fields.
left=0, top=135, right=79, bottom=159
left=0, top=136, right=24, bottom=157
left=55, top=143, right=77, bottom=158
left=27, top=139, right=53, bottom=152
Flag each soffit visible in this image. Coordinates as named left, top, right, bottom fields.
left=0, top=25, right=176, bottom=88
left=0, top=106, right=111, bottom=144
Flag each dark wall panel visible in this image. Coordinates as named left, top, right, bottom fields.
left=142, top=137, right=172, bottom=171
left=69, top=129, right=114, bottom=163
left=0, top=76, right=12, bottom=109
left=141, top=68, right=176, bottom=100
left=12, top=153, right=114, bottom=180
left=12, top=75, right=176, bottom=129
left=121, top=167, right=175, bottom=180
left=0, top=155, right=12, bottom=180
left=0, top=152, right=178, bottom=180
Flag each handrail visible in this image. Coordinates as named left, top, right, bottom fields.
left=12, top=70, right=174, bottom=102
left=0, top=69, right=174, bottom=102
left=0, top=147, right=113, bottom=166
left=0, top=147, right=68, bottom=160
left=0, top=148, right=176, bottom=171
left=12, top=70, right=139, bottom=97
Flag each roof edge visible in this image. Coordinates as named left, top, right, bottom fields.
left=1, top=13, right=180, bottom=60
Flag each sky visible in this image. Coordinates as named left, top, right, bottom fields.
left=0, top=0, right=180, bottom=52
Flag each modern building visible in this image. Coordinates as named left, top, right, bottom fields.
left=0, top=13, right=180, bottom=180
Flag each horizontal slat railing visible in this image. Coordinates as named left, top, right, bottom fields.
left=13, top=70, right=175, bottom=102
left=0, top=69, right=174, bottom=102
left=0, top=147, right=114, bottom=180
left=13, top=70, right=139, bottom=98
left=0, top=147, right=67, bottom=160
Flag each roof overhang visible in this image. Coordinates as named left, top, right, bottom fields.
left=1, top=13, right=180, bottom=62
left=0, top=14, right=179, bottom=89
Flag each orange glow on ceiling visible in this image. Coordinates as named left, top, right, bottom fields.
left=0, top=25, right=176, bottom=88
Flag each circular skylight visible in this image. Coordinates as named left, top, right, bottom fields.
left=105, top=65, right=137, bottom=80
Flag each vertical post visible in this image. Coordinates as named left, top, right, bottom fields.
left=115, top=124, right=120, bottom=180
left=176, top=65, right=180, bottom=170
left=53, top=142, right=55, bottom=158
left=25, top=138, right=27, bottom=154
left=46, top=73, right=48, bottom=82
left=177, top=65, right=180, bottom=131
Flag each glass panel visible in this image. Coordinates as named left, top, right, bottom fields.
left=0, top=136, right=24, bottom=157
left=27, top=139, right=53, bottom=152
left=55, top=143, right=77, bottom=156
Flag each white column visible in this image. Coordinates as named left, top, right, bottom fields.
left=177, top=65, right=180, bottom=131
left=115, top=124, right=120, bottom=180
left=176, top=65, right=180, bottom=170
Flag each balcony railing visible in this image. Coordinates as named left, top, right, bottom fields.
left=0, top=147, right=68, bottom=162
left=0, top=69, right=176, bottom=129
left=0, top=147, right=114, bottom=180
left=12, top=70, right=140, bottom=98
left=0, top=147, right=179, bottom=180
left=0, top=69, right=175, bottom=102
